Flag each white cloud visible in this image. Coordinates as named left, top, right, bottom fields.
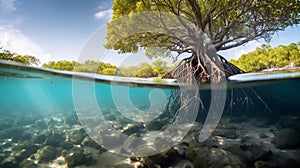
left=219, top=41, right=261, bottom=60
left=94, top=9, right=112, bottom=20
left=0, top=25, right=51, bottom=64
left=0, top=0, right=16, bottom=12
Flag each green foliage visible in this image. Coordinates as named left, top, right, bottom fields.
left=0, top=49, right=176, bottom=78
left=230, top=42, right=300, bottom=72
left=43, top=60, right=77, bottom=71
left=106, top=0, right=300, bottom=56
left=43, top=60, right=117, bottom=76
left=151, top=59, right=169, bottom=76
left=74, top=60, right=117, bottom=74
left=0, top=49, right=40, bottom=65
left=117, top=59, right=172, bottom=78
left=43, top=59, right=172, bottom=78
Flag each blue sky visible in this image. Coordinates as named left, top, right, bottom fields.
left=0, top=0, right=113, bottom=63
left=0, top=0, right=299, bottom=65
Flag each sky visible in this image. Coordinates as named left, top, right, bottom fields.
left=0, top=0, right=299, bottom=65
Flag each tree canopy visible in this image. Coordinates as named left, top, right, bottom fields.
left=105, top=0, right=300, bottom=83
left=230, top=42, right=300, bottom=72
left=106, top=0, right=300, bottom=54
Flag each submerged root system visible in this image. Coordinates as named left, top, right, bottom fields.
left=160, top=88, right=271, bottom=124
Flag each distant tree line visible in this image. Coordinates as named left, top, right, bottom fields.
left=230, top=42, right=300, bottom=72
left=42, top=59, right=173, bottom=77
left=116, top=59, right=174, bottom=78
left=0, top=48, right=40, bottom=66
left=42, top=60, right=117, bottom=75
left=0, top=47, right=173, bottom=77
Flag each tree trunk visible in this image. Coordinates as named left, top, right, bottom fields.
left=163, top=51, right=244, bottom=84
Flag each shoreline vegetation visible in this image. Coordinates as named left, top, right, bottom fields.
left=1, top=42, right=300, bottom=78
left=230, top=42, right=300, bottom=72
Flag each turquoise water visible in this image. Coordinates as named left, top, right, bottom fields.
left=0, top=62, right=172, bottom=115
left=0, top=60, right=300, bottom=167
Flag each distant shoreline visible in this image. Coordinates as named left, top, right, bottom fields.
left=262, top=65, right=300, bottom=72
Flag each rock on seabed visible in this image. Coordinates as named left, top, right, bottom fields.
left=272, top=128, right=300, bottom=149
left=186, top=147, right=247, bottom=168
left=34, top=146, right=57, bottom=163
left=64, top=148, right=93, bottom=167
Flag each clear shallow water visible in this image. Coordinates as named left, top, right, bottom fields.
left=0, top=61, right=172, bottom=115
left=0, top=60, right=300, bottom=168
